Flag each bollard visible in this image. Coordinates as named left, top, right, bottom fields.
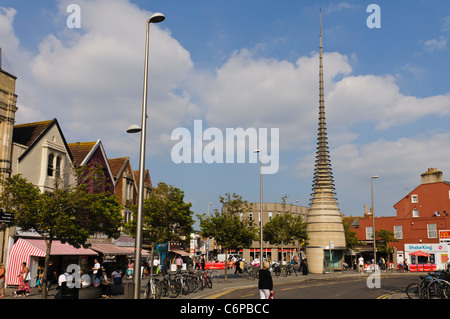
left=123, top=281, right=134, bottom=299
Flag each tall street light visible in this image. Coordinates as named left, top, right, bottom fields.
left=254, top=149, right=263, bottom=262
left=371, top=175, right=379, bottom=272
left=127, top=12, right=165, bottom=299
left=207, top=202, right=212, bottom=261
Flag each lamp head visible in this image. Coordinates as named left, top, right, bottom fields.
left=127, top=124, right=141, bottom=134
left=149, top=12, right=165, bottom=23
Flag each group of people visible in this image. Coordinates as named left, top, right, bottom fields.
left=357, top=255, right=394, bottom=273
left=4, top=261, right=40, bottom=297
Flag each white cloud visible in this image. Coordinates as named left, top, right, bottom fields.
left=424, top=36, right=447, bottom=53
left=9, top=0, right=199, bottom=159
left=327, top=75, right=450, bottom=130
left=196, top=49, right=352, bottom=150
left=325, top=2, right=355, bottom=15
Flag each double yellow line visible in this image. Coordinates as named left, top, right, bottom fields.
left=377, top=289, right=403, bottom=299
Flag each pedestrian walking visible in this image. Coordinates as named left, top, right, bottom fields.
left=0, top=263, right=5, bottom=298
left=258, top=261, right=273, bottom=299
left=46, top=260, right=57, bottom=292
left=358, top=255, right=364, bottom=273
left=176, top=256, right=183, bottom=273
left=201, top=255, right=206, bottom=270
left=17, top=262, right=31, bottom=296
left=34, top=265, right=43, bottom=292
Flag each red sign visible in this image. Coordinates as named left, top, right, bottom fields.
left=439, top=230, right=450, bottom=239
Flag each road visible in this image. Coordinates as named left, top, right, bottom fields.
left=211, top=272, right=422, bottom=299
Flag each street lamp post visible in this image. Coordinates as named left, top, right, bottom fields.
left=128, top=12, right=165, bottom=299
left=254, top=149, right=263, bottom=261
left=207, top=202, right=212, bottom=262
left=371, top=175, right=379, bottom=272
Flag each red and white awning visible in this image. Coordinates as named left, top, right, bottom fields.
left=6, top=238, right=97, bottom=286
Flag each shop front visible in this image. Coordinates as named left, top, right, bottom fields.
left=405, top=243, right=449, bottom=271
left=6, top=238, right=98, bottom=287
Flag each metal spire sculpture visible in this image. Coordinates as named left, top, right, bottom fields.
left=306, top=9, right=346, bottom=274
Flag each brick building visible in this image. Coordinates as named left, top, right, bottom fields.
left=350, top=168, right=450, bottom=270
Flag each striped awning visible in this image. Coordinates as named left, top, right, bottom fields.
left=89, top=243, right=133, bottom=255
left=6, top=238, right=97, bottom=286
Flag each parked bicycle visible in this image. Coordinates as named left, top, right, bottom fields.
left=144, top=275, right=162, bottom=299
left=406, top=269, right=450, bottom=299
left=242, top=264, right=255, bottom=280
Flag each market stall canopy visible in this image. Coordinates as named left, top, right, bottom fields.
left=6, top=238, right=97, bottom=286
left=409, top=250, right=431, bottom=257
left=89, top=243, right=133, bottom=256
left=171, top=249, right=189, bottom=256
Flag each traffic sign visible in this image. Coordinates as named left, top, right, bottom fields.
left=0, top=210, right=14, bottom=224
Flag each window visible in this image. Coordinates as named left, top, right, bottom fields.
left=366, top=226, right=374, bottom=240
left=394, top=225, right=403, bottom=239
left=268, top=211, right=273, bottom=221
left=428, top=224, right=437, bottom=239
left=412, top=209, right=419, bottom=218
left=249, top=212, right=253, bottom=221
left=411, top=194, right=418, bottom=203
left=126, top=179, right=133, bottom=201
left=124, top=210, right=133, bottom=224
left=47, top=153, right=54, bottom=176
left=55, top=156, right=62, bottom=179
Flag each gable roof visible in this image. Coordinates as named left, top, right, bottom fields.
left=67, top=140, right=115, bottom=186
left=133, top=169, right=153, bottom=189
left=13, top=118, right=73, bottom=163
left=108, top=157, right=129, bottom=180
left=67, top=141, right=97, bottom=166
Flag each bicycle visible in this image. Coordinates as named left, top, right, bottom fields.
left=283, top=264, right=298, bottom=277
left=144, top=275, right=162, bottom=299
left=271, top=262, right=282, bottom=277
left=406, top=270, right=450, bottom=299
left=160, top=274, right=181, bottom=298
left=242, top=264, right=255, bottom=280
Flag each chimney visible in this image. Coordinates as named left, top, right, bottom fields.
left=421, top=168, right=443, bottom=184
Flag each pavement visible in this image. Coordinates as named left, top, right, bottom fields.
left=0, top=268, right=416, bottom=300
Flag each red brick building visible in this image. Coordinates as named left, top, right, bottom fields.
left=350, top=168, right=450, bottom=270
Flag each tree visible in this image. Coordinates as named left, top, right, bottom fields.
left=124, top=182, right=194, bottom=274
left=263, top=196, right=308, bottom=261
left=376, top=229, right=398, bottom=262
left=198, top=193, right=258, bottom=281
left=342, top=218, right=361, bottom=268
left=0, top=172, right=123, bottom=299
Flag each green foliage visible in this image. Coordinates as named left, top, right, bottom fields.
left=0, top=173, right=123, bottom=298
left=342, top=218, right=361, bottom=250
left=376, top=229, right=398, bottom=255
left=124, top=182, right=194, bottom=247
left=263, top=195, right=308, bottom=248
left=198, top=193, right=258, bottom=249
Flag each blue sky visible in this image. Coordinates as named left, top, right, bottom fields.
left=1, top=0, right=450, bottom=228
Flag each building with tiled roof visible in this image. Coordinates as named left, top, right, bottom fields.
left=67, top=140, right=114, bottom=195
left=11, top=118, right=73, bottom=193
left=108, top=157, right=137, bottom=225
